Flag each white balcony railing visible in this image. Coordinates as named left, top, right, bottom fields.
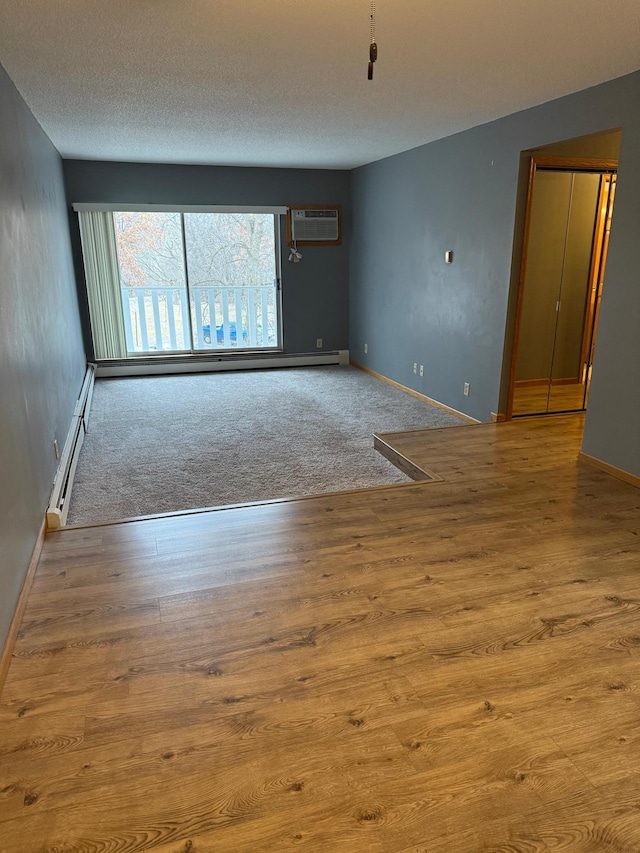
left=121, top=285, right=277, bottom=353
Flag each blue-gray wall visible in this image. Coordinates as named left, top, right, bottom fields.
left=349, top=71, right=640, bottom=477
left=0, top=63, right=86, bottom=652
left=63, top=161, right=350, bottom=358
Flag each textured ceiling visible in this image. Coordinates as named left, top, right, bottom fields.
left=0, top=0, right=639, bottom=169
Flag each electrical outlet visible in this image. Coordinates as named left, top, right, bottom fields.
left=464, top=382, right=470, bottom=396
left=53, top=439, right=59, bottom=461
left=316, top=338, right=322, bottom=349
left=364, top=343, right=368, bottom=354
left=413, top=363, right=417, bottom=374
left=419, top=365, right=424, bottom=377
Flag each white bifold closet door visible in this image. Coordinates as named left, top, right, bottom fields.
left=514, top=170, right=604, bottom=415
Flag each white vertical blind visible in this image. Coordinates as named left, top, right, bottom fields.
left=78, top=211, right=127, bottom=359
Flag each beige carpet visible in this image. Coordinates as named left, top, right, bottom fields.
left=66, top=365, right=465, bottom=525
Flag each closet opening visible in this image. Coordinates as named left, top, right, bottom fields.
left=506, top=153, right=617, bottom=418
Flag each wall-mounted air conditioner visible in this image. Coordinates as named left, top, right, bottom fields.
left=286, top=205, right=342, bottom=246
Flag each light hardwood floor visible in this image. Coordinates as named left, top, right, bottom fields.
left=1, top=414, right=640, bottom=852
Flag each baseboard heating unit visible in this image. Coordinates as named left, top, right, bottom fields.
left=96, top=350, right=349, bottom=377
left=46, top=364, right=96, bottom=530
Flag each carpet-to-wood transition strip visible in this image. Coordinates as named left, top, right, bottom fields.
left=66, top=365, right=465, bottom=525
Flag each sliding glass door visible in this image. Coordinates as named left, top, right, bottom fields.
left=114, top=211, right=191, bottom=354
left=184, top=213, right=279, bottom=351
left=83, top=209, right=281, bottom=359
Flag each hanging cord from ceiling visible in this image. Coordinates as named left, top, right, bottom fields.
left=368, top=0, right=378, bottom=80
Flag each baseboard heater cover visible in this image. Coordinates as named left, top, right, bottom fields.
left=96, top=350, right=349, bottom=377
left=46, top=364, right=96, bottom=530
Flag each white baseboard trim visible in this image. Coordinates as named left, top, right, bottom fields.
left=46, top=364, right=96, bottom=530
left=96, top=350, right=350, bottom=377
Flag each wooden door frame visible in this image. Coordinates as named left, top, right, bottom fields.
left=504, top=156, right=617, bottom=420
left=582, top=175, right=616, bottom=376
